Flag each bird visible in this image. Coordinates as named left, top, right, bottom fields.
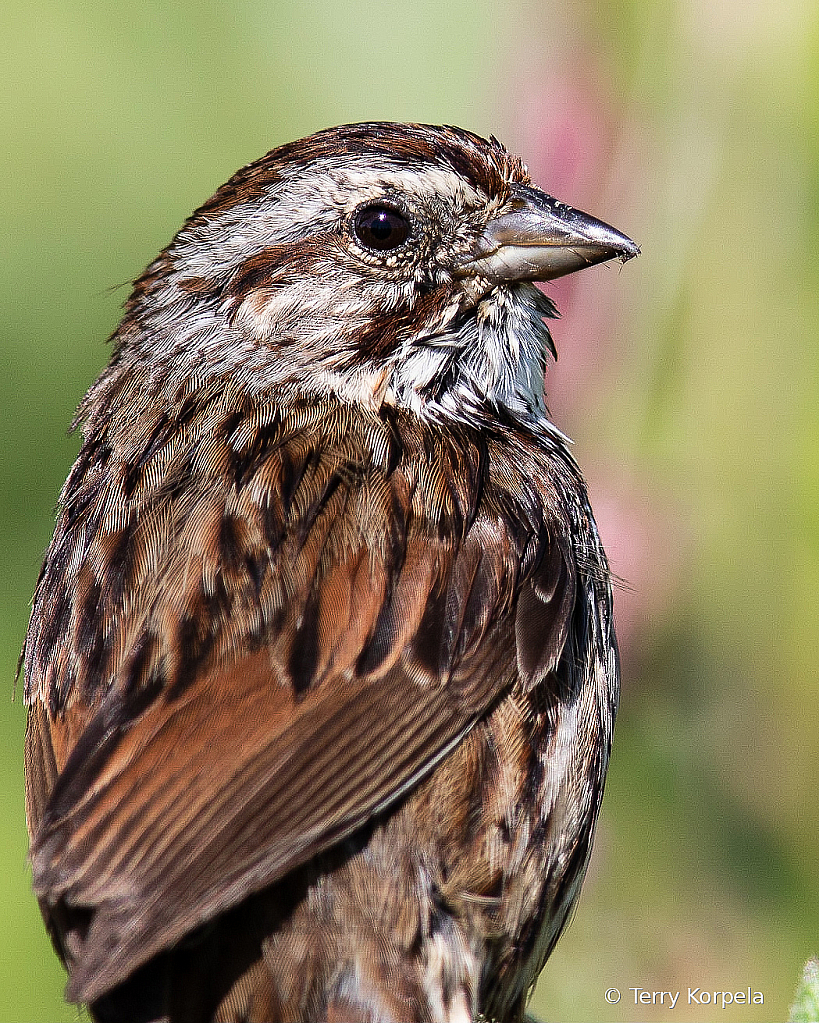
left=22, top=122, right=637, bottom=1023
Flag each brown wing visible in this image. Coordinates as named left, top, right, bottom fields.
left=25, top=401, right=574, bottom=1005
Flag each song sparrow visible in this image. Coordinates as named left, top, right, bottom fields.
left=23, top=122, right=637, bottom=1023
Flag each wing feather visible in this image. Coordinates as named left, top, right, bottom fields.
left=25, top=405, right=574, bottom=1005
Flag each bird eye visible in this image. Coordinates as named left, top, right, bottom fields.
left=353, top=204, right=411, bottom=251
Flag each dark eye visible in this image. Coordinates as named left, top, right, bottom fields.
left=353, top=204, right=411, bottom=251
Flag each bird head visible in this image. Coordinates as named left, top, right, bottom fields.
left=115, top=122, right=637, bottom=426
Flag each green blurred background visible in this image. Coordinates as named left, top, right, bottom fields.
left=3, top=0, right=818, bottom=1019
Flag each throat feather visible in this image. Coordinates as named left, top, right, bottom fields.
left=388, top=284, right=555, bottom=427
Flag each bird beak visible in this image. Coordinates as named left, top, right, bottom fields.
left=458, top=183, right=639, bottom=283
